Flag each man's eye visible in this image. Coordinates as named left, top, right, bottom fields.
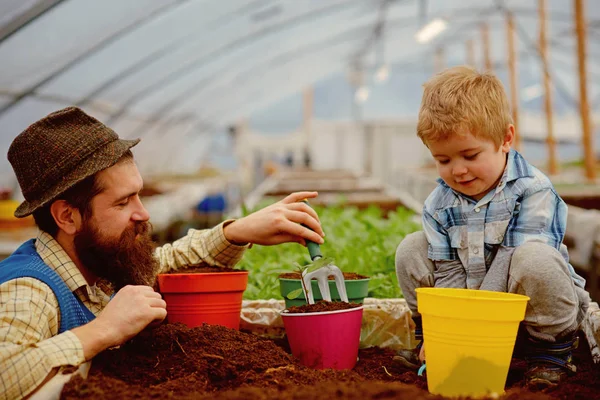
left=118, top=199, right=129, bottom=206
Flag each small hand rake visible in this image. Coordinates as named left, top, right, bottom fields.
left=301, top=200, right=348, bottom=305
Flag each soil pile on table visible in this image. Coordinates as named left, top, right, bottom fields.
left=61, top=323, right=600, bottom=399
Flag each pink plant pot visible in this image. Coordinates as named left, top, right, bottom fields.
left=280, top=306, right=364, bottom=369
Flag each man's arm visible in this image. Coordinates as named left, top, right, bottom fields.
left=1, top=281, right=167, bottom=400
left=155, top=191, right=325, bottom=273
left=154, top=221, right=248, bottom=274
left=0, top=279, right=84, bottom=400
left=71, top=285, right=167, bottom=360
left=222, top=191, right=324, bottom=246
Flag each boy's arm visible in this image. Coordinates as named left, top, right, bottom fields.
left=501, top=187, right=587, bottom=287
left=422, top=209, right=460, bottom=261
left=479, top=246, right=515, bottom=292
left=422, top=209, right=466, bottom=288
left=433, top=260, right=467, bottom=288
left=504, top=188, right=566, bottom=249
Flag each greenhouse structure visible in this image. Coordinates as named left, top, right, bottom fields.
left=0, top=1, right=599, bottom=399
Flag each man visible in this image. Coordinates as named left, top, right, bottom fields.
left=0, top=107, right=325, bottom=399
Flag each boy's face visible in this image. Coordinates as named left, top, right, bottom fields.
left=428, top=127, right=514, bottom=201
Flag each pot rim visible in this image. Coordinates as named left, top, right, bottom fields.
left=158, top=270, right=249, bottom=277
left=280, top=305, right=364, bottom=317
left=278, top=277, right=370, bottom=282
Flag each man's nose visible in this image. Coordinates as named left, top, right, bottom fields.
left=131, top=197, right=150, bottom=221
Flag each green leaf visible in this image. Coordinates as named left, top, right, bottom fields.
left=305, top=256, right=335, bottom=273
left=286, top=288, right=304, bottom=300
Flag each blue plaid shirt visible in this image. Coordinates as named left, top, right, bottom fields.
left=423, top=149, right=585, bottom=289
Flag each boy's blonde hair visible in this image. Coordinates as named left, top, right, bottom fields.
left=417, top=65, right=513, bottom=148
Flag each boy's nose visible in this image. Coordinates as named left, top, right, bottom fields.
left=452, top=163, right=468, bottom=176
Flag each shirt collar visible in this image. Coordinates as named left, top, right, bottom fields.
left=35, top=230, right=89, bottom=294
left=504, top=148, right=535, bottom=183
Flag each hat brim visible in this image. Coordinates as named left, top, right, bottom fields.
left=14, top=138, right=140, bottom=218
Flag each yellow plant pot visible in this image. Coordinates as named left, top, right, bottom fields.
left=416, top=288, right=529, bottom=398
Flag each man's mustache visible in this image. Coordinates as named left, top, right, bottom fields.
left=134, top=221, right=152, bottom=237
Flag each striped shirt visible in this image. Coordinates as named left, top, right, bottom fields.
left=0, top=222, right=247, bottom=400
left=423, top=149, right=585, bottom=290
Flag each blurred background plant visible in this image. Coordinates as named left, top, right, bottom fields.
left=238, top=202, right=420, bottom=300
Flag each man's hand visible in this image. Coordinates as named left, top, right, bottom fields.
left=72, top=285, right=167, bottom=360
left=224, top=191, right=325, bottom=246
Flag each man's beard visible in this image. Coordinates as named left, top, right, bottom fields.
left=74, top=219, right=159, bottom=291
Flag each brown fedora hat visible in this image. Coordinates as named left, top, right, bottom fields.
left=8, top=107, right=140, bottom=218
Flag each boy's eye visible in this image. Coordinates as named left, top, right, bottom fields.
left=465, top=153, right=479, bottom=160
left=437, top=159, right=450, bottom=165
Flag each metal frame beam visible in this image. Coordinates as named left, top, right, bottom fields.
left=102, top=3, right=500, bottom=127
left=127, top=23, right=378, bottom=138
left=3, top=0, right=598, bottom=130
left=96, top=0, right=369, bottom=124
left=0, top=0, right=64, bottom=43
left=0, top=0, right=188, bottom=117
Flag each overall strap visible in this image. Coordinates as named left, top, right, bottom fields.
left=0, top=240, right=96, bottom=332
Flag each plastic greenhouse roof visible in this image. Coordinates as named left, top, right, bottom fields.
left=0, top=0, right=599, bottom=186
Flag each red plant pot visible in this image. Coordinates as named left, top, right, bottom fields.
left=281, top=306, right=364, bottom=369
left=157, top=271, right=249, bottom=330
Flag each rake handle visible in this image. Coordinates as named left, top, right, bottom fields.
left=300, top=199, right=323, bottom=261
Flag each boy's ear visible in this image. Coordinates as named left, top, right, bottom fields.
left=501, top=125, right=515, bottom=152
left=50, top=200, right=83, bottom=236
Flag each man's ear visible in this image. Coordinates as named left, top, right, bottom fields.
left=501, top=125, right=515, bottom=152
left=50, top=200, right=82, bottom=236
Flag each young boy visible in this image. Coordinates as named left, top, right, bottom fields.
left=394, top=66, right=590, bottom=387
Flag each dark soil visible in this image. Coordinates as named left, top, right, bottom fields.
left=61, top=323, right=600, bottom=400
left=165, top=266, right=243, bottom=274
left=286, top=300, right=362, bottom=314
left=279, top=272, right=369, bottom=280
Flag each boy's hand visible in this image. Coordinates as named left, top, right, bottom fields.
left=419, top=343, right=426, bottom=363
